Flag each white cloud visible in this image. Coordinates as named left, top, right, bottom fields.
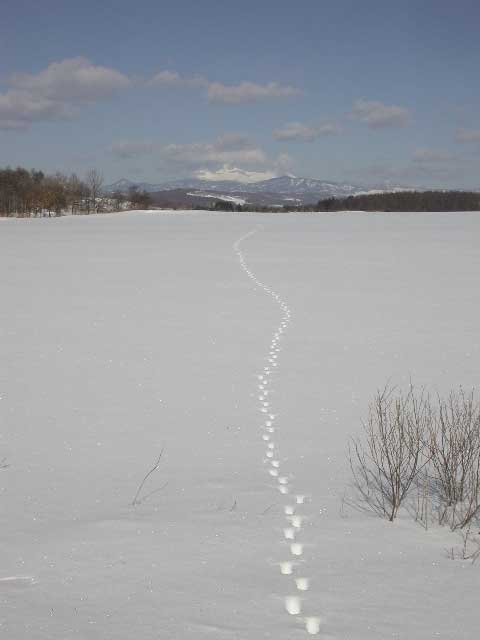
left=0, top=90, right=69, bottom=130
left=352, top=99, right=411, bottom=129
left=455, top=128, right=480, bottom=143
left=111, top=134, right=267, bottom=168
left=148, top=70, right=300, bottom=104
left=148, top=70, right=208, bottom=90
left=149, top=70, right=184, bottom=87
left=1, top=57, right=131, bottom=129
left=206, top=81, right=300, bottom=104
left=273, top=121, right=342, bottom=142
left=194, top=165, right=276, bottom=183
left=110, top=133, right=293, bottom=182
left=161, top=135, right=267, bottom=168
left=11, top=57, right=130, bottom=102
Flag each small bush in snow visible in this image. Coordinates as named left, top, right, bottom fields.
left=427, top=388, right=480, bottom=530
left=349, top=384, right=429, bottom=522
left=349, top=385, right=480, bottom=532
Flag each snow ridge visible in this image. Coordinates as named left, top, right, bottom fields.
left=233, top=229, right=322, bottom=636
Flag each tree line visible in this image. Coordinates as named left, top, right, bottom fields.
left=316, top=190, right=480, bottom=212
left=0, top=166, right=152, bottom=217
left=208, top=190, right=480, bottom=213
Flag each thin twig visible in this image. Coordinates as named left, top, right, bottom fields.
left=132, top=447, right=165, bottom=506
left=134, top=482, right=169, bottom=506
left=261, top=503, right=277, bottom=515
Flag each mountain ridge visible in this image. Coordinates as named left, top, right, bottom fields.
left=104, top=174, right=414, bottom=206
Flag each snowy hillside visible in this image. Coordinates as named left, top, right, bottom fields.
left=241, top=175, right=361, bottom=195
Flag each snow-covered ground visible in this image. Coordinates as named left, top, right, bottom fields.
left=1, top=210, right=479, bottom=639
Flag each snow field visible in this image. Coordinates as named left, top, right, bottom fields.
left=0, top=210, right=479, bottom=639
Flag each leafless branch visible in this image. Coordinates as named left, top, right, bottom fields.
left=131, top=448, right=165, bottom=506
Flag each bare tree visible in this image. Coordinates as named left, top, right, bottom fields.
left=85, top=169, right=104, bottom=214
left=111, top=190, right=126, bottom=212
left=66, top=173, right=87, bottom=214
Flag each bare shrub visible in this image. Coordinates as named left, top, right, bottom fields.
left=446, top=523, right=480, bottom=564
left=349, top=385, right=430, bottom=521
left=349, top=383, right=480, bottom=548
left=427, top=388, right=480, bottom=529
left=413, top=470, right=433, bottom=530
left=461, top=523, right=480, bottom=564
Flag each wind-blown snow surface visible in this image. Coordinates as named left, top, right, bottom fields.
left=1, top=210, right=479, bottom=638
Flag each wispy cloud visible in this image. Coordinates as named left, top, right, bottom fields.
left=0, top=57, right=131, bottom=129
left=412, top=148, right=452, bottom=163
left=149, top=70, right=300, bottom=104
left=110, top=133, right=293, bottom=180
left=162, top=134, right=267, bottom=167
left=149, top=70, right=205, bottom=89
left=352, top=99, right=411, bottom=129
left=194, top=166, right=277, bottom=183
left=206, top=81, right=300, bottom=104
left=0, top=90, right=69, bottom=129
left=111, top=133, right=267, bottom=166
left=149, top=70, right=184, bottom=87
left=273, top=121, right=342, bottom=142
left=455, top=128, right=480, bottom=143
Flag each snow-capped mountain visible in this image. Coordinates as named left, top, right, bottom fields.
left=104, top=174, right=413, bottom=206
left=105, top=175, right=363, bottom=197
left=236, top=176, right=361, bottom=196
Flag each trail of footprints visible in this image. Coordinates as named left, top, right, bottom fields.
left=234, top=231, right=322, bottom=636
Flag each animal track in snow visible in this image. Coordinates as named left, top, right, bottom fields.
left=234, top=229, right=322, bottom=636
left=279, top=561, right=294, bottom=575
left=285, top=595, right=302, bottom=615
left=288, top=515, right=304, bottom=529
left=296, top=577, right=310, bottom=591
left=305, top=617, right=322, bottom=635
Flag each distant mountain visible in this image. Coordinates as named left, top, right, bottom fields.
left=104, top=174, right=413, bottom=206
left=237, top=176, right=362, bottom=196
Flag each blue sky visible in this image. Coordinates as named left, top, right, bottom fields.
left=1, top=0, right=480, bottom=187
